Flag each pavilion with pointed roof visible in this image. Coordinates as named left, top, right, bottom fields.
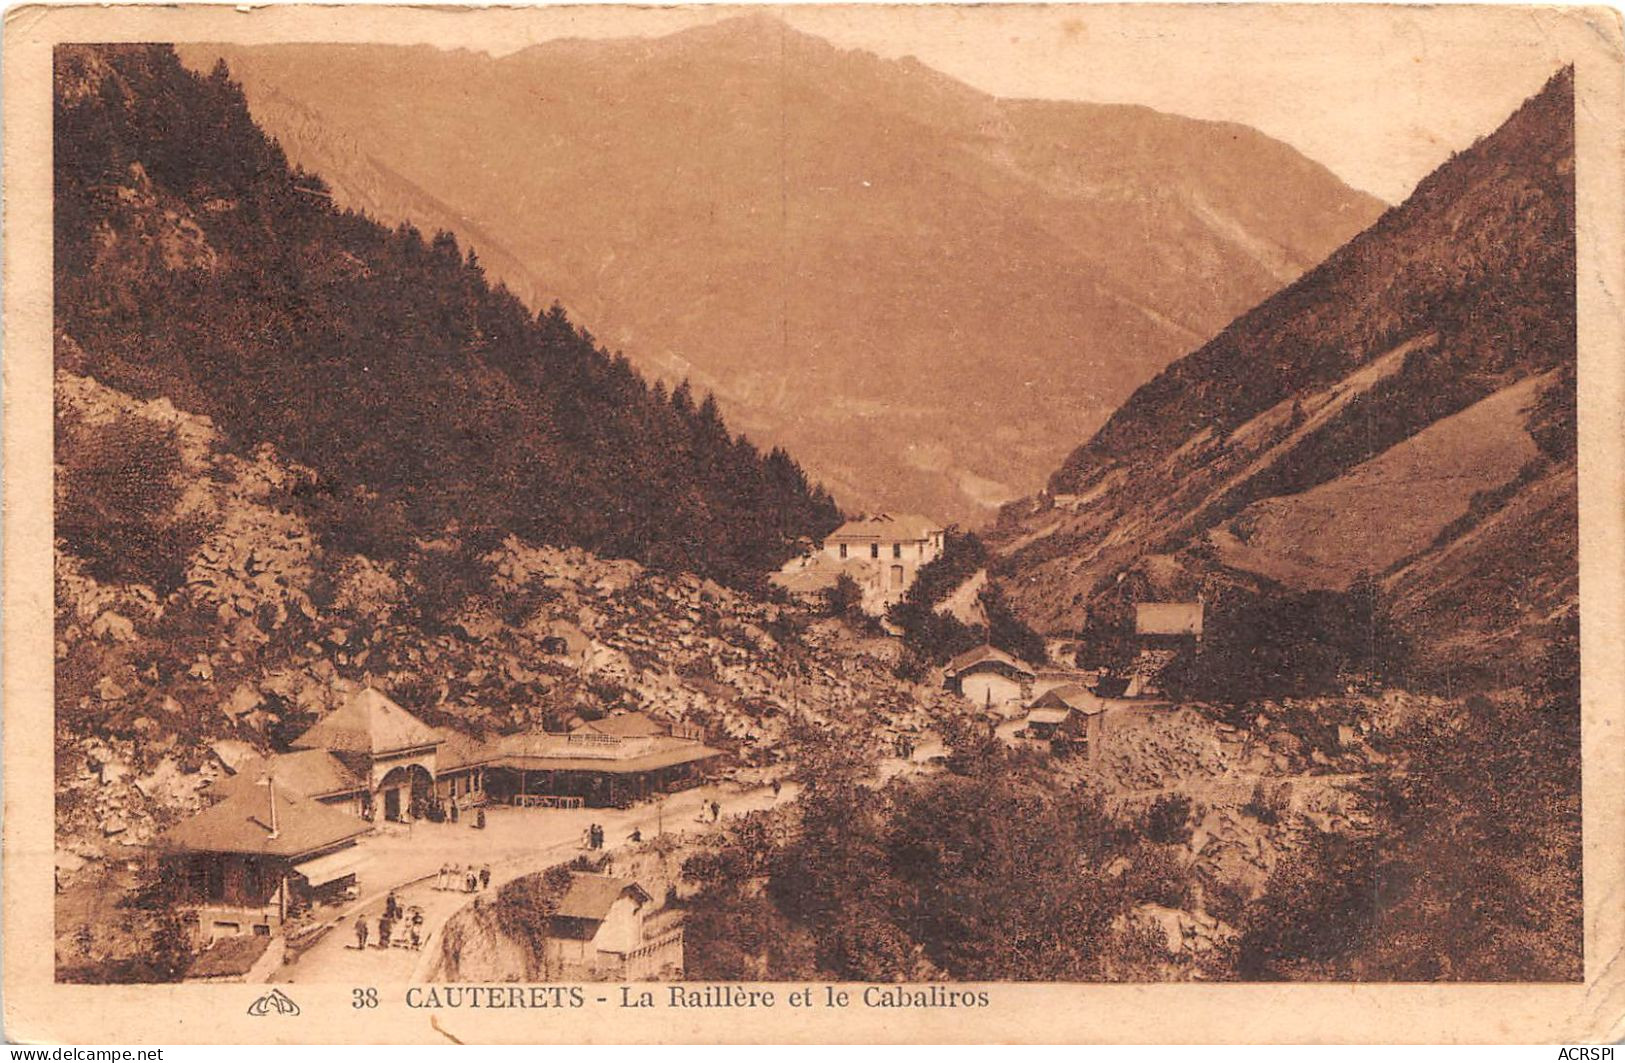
left=291, top=687, right=442, bottom=823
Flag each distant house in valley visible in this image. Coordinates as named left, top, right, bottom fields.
left=773, top=512, right=946, bottom=615
left=291, top=687, right=442, bottom=823
left=823, top=512, right=945, bottom=571
left=156, top=784, right=371, bottom=947
left=1023, top=684, right=1109, bottom=760
left=944, top=644, right=1036, bottom=709
left=542, top=873, right=683, bottom=981
left=1134, top=602, right=1205, bottom=645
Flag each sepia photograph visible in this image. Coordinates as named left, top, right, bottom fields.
left=5, top=0, right=1625, bottom=1045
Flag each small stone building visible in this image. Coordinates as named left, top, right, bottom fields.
left=944, top=644, right=1036, bottom=709
left=542, top=873, right=683, bottom=981
left=1023, top=684, right=1108, bottom=760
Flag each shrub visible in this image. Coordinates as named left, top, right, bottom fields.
left=1143, top=794, right=1194, bottom=845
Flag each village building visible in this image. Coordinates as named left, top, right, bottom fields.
left=541, top=873, right=684, bottom=980
left=290, top=688, right=442, bottom=823
left=1134, top=601, right=1205, bottom=645
left=155, top=785, right=371, bottom=946
left=1022, top=684, right=1109, bottom=760
left=477, top=714, right=726, bottom=809
left=772, top=512, right=946, bottom=615
left=264, top=688, right=725, bottom=815
left=944, top=644, right=1036, bottom=709
left=1029, top=666, right=1106, bottom=704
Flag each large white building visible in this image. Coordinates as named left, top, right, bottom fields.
left=773, top=512, right=946, bottom=614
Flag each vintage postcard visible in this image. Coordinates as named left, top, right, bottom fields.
left=4, top=1, right=1624, bottom=1045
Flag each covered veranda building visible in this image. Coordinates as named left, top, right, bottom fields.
left=481, top=723, right=726, bottom=809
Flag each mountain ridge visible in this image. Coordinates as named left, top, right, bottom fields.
left=178, top=21, right=1383, bottom=522
left=989, top=66, right=1576, bottom=687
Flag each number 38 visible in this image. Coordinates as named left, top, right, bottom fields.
left=353, top=987, right=379, bottom=1009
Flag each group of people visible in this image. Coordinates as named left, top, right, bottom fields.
left=582, top=823, right=606, bottom=850
left=435, top=863, right=491, bottom=893
left=353, top=892, right=425, bottom=951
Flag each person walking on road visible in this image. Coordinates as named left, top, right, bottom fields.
left=710, top=800, right=721, bottom=823
left=353, top=915, right=368, bottom=951
left=479, top=864, right=491, bottom=891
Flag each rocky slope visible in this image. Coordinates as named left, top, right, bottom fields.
left=178, top=19, right=1382, bottom=522
left=990, top=68, right=1576, bottom=685
left=54, top=366, right=958, bottom=883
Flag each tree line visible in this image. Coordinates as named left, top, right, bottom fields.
left=54, top=45, right=840, bottom=591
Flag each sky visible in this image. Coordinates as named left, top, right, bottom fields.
left=452, top=3, right=1575, bottom=203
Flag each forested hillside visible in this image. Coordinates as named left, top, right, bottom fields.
left=55, top=44, right=839, bottom=590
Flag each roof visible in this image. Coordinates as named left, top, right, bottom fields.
left=292, top=846, right=372, bottom=887
left=578, top=713, right=668, bottom=739
left=158, top=787, right=369, bottom=859
left=1028, top=684, right=1107, bottom=714
left=184, top=935, right=272, bottom=980
left=210, top=750, right=364, bottom=802
left=1025, top=706, right=1074, bottom=726
left=492, top=737, right=727, bottom=775
left=825, top=512, right=943, bottom=544
left=1135, top=602, right=1205, bottom=637
left=944, top=644, right=1035, bottom=678
left=291, top=688, right=440, bottom=756
left=435, top=727, right=493, bottom=772
left=553, top=873, right=651, bottom=922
